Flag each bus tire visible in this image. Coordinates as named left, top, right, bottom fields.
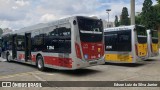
left=6, top=52, right=11, bottom=62
left=37, top=55, right=45, bottom=71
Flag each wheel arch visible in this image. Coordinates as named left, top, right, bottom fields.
left=36, top=53, right=44, bottom=66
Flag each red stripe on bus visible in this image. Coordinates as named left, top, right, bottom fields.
left=31, top=55, right=36, bottom=62
left=43, top=56, right=72, bottom=68
left=19, top=54, right=25, bottom=60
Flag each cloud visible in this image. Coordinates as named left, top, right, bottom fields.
left=15, top=0, right=30, bottom=6
left=0, top=0, right=30, bottom=21
left=0, top=0, right=158, bottom=30
left=12, top=6, right=18, bottom=9
left=40, top=13, right=57, bottom=22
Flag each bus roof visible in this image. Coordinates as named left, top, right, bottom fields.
left=13, top=17, right=72, bottom=34
left=12, top=16, right=100, bottom=34
left=1, top=31, right=13, bottom=37
left=104, top=25, right=145, bottom=32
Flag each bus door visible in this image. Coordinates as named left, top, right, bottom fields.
left=25, top=33, right=31, bottom=61
left=12, top=34, right=17, bottom=59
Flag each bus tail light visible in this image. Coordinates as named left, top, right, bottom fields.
left=135, top=44, right=138, bottom=56
left=75, top=43, right=82, bottom=59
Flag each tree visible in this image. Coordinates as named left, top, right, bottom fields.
left=141, top=0, right=153, bottom=29
left=0, top=28, right=3, bottom=37
left=120, top=7, right=130, bottom=25
left=135, top=15, right=141, bottom=25
left=114, top=15, right=119, bottom=27
left=154, top=1, right=160, bottom=24
left=157, top=0, right=160, bottom=4
left=151, top=6, right=159, bottom=29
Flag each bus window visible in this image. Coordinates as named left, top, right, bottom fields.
left=151, top=30, right=158, bottom=43
left=17, top=35, right=25, bottom=51
left=117, top=30, right=131, bottom=51
left=105, top=30, right=131, bottom=52
left=136, top=26, right=147, bottom=44
left=2, top=35, right=12, bottom=50
left=58, top=27, right=71, bottom=53
left=77, top=17, right=103, bottom=42
left=45, top=24, right=71, bottom=53
left=31, top=30, right=47, bottom=51
left=137, top=27, right=147, bottom=36
left=104, top=32, right=117, bottom=51
left=151, top=31, right=158, bottom=38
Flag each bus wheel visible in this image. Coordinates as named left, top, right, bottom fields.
left=6, top=53, right=11, bottom=62
left=37, top=55, right=45, bottom=71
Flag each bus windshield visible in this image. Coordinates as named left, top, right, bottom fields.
left=104, top=30, right=131, bottom=52
left=137, top=26, right=147, bottom=36
left=151, top=30, right=158, bottom=38
left=136, top=26, right=147, bottom=43
left=77, top=16, right=103, bottom=42
left=151, top=30, right=158, bottom=43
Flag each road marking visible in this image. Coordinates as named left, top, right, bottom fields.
left=0, top=71, right=40, bottom=80
left=32, top=74, right=46, bottom=81
left=119, top=75, right=140, bottom=81
left=0, top=58, right=7, bottom=62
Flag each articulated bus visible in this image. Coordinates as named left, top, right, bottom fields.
left=104, top=25, right=148, bottom=63
left=147, top=30, right=159, bottom=57
left=1, top=16, right=105, bottom=70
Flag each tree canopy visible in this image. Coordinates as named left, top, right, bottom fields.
left=120, top=7, right=130, bottom=25
left=0, top=28, right=3, bottom=37
left=141, top=0, right=153, bottom=29
left=138, top=0, right=160, bottom=29
left=157, top=0, right=160, bottom=4
left=114, top=15, right=119, bottom=27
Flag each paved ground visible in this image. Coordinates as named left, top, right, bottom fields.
left=0, top=56, right=160, bottom=90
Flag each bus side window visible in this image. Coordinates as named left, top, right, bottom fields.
left=17, top=35, right=25, bottom=51
left=43, top=27, right=58, bottom=52
left=57, top=26, right=71, bottom=53
left=105, top=32, right=118, bottom=51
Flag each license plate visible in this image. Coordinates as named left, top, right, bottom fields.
left=141, top=58, right=145, bottom=60
left=89, top=61, right=97, bottom=65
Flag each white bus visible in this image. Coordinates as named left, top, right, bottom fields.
left=147, top=30, right=159, bottom=57
left=1, top=16, right=105, bottom=70
left=104, top=25, right=148, bottom=63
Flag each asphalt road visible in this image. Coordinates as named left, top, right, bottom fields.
left=0, top=56, right=160, bottom=90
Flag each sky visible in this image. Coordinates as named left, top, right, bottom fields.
left=0, top=0, right=158, bottom=30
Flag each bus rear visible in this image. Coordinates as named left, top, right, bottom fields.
left=147, top=30, right=159, bottom=57
left=135, top=25, right=148, bottom=60
left=73, top=16, right=105, bottom=69
left=104, top=27, right=133, bottom=63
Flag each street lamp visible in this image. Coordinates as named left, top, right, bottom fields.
left=106, top=9, right=111, bottom=27
left=106, top=9, right=111, bottom=23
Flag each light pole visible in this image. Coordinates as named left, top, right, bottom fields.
left=106, top=9, right=111, bottom=23
left=130, top=0, right=135, bottom=25
left=106, top=9, right=111, bottom=27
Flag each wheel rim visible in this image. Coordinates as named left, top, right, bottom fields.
left=38, top=58, right=42, bottom=69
